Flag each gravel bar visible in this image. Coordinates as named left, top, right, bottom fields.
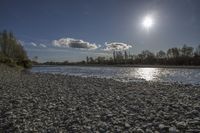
left=0, top=64, right=200, bottom=132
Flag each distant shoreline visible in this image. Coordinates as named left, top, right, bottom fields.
left=33, top=64, right=200, bottom=69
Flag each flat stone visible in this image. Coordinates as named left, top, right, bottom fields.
left=176, top=121, right=187, bottom=129
left=125, top=122, right=131, bottom=128
left=136, top=128, right=145, bottom=133
left=169, top=126, right=178, bottom=133
left=159, top=124, right=168, bottom=130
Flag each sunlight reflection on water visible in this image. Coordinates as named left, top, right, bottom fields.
left=130, top=68, right=160, bottom=81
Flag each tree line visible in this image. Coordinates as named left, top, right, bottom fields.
left=0, top=30, right=31, bottom=68
left=85, top=44, right=200, bottom=66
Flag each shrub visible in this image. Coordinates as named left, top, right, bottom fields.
left=0, top=30, right=32, bottom=68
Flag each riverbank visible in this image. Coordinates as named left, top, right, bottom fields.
left=0, top=64, right=200, bottom=132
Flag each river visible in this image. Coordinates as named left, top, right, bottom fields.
left=31, top=66, right=200, bottom=85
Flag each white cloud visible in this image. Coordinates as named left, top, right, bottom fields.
left=39, top=44, right=47, bottom=48
left=104, top=42, right=132, bottom=51
left=30, top=42, right=37, bottom=47
left=17, top=40, right=24, bottom=46
left=52, top=38, right=98, bottom=50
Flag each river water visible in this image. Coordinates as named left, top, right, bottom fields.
left=31, top=66, right=200, bottom=85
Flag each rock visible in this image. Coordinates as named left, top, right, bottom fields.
left=116, top=96, right=120, bottom=100
left=191, top=110, right=199, bottom=115
left=95, top=115, right=101, bottom=118
left=159, top=124, right=168, bottom=130
left=194, top=106, right=200, bottom=111
left=188, top=120, right=200, bottom=126
left=169, top=126, right=178, bottom=133
left=127, top=94, right=134, bottom=99
left=145, top=128, right=153, bottom=133
left=107, top=113, right=113, bottom=117
left=125, top=122, right=131, bottom=128
left=114, top=126, right=122, bottom=132
left=186, top=129, right=200, bottom=133
left=186, top=110, right=199, bottom=117
left=97, top=121, right=107, bottom=130
left=193, top=117, right=200, bottom=121
left=136, top=128, right=145, bottom=133
left=85, top=126, right=91, bottom=130
left=143, top=123, right=153, bottom=128
left=176, top=121, right=187, bottom=129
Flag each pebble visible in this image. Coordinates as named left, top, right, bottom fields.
left=169, top=126, right=178, bottom=133
left=125, top=122, right=131, bottom=128
left=136, top=128, right=145, bottom=133
left=159, top=124, right=168, bottom=130
left=176, top=122, right=187, bottom=129
left=145, top=128, right=153, bottom=133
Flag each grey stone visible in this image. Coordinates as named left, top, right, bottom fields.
left=176, top=121, right=187, bottom=129
left=169, top=126, right=178, bottom=133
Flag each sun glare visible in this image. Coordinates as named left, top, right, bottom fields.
left=142, top=16, right=154, bottom=29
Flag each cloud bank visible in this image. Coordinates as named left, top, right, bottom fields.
left=104, top=42, right=132, bottom=51
left=52, top=38, right=98, bottom=50
left=21, top=38, right=132, bottom=52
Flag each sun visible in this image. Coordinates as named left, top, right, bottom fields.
left=142, top=16, right=154, bottom=29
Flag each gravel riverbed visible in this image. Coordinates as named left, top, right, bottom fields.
left=0, top=64, right=200, bottom=132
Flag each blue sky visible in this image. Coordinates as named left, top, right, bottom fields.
left=1, top=0, right=200, bottom=62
